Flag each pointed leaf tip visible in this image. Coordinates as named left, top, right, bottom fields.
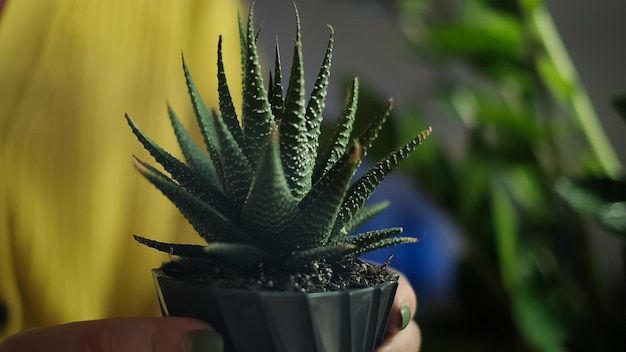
left=270, top=125, right=280, bottom=144
left=422, top=126, right=433, bottom=139
left=132, top=233, right=144, bottom=244
left=132, top=156, right=173, bottom=184
left=132, top=155, right=149, bottom=174
left=348, top=140, right=362, bottom=165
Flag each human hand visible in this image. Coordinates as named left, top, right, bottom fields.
left=376, top=271, right=421, bottom=352
left=0, top=276, right=420, bottom=352
left=0, top=317, right=223, bottom=352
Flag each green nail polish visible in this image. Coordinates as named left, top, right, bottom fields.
left=400, top=304, right=411, bottom=330
left=185, top=330, right=224, bottom=352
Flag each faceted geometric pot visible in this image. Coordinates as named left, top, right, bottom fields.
left=152, top=269, right=398, bottom=352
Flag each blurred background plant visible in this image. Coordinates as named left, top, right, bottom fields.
left=345, top=0, right=626, bottom=350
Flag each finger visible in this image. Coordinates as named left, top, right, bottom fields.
left=386, top=271, right=417, bottom=334
left=0, top=317, right=223, bottom=352
left=376, top=320, right=421, bottom=352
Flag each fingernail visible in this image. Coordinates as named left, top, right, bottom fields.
left=400, top=304, right=411, bottom=330
left=184, top=330, right=224, bottom=352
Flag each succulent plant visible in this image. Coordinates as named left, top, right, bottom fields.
left=127, top=6, right=431, bottom=274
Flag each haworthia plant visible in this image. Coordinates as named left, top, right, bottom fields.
left=128, top=5, right=431, bottom=268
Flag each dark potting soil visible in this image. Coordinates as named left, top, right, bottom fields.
left=160, top=256, right=397, bottom=293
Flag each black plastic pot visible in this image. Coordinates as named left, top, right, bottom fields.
left=152, top=269, right=398, bottom=352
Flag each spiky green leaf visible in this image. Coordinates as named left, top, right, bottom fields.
left=338, top=227, right=403, bottom=247
left=217, top=35, right=245, bottom=150
left=314, top=78, right=359, bottom=181
left=242, top=130, right=298, bottom=248
left=279, top=8, right=310, bottom=199
left=125, top=114, right=232, bottom=215
left=212, top=110, right=253, bottom=208
left=335, top=128, right=432, bottom=234
left=350, top=237, right=418, bottom=257
left=270, top=40, right=284, bottom=121
left=241, top=5, right=274, bottom=165
left=286, top=142, right=362, bottom=249
left=166, top=104, right=221, bottom=189
left=237, top=11, right=247, bottom=86
left=302, top=26, right=334, bottom=183
left=182, top=57, right=224, bottom=181
left=133, top=157, right=247, bottom=243
left=339, top=201, right=391, bottom=238
left=133, top=235, right=207, bottom=257
left=154, top=244, right=272, bottom=270
left=204, top=242, right=272, bottom=266
left=287, top=244, right=355, bottom=266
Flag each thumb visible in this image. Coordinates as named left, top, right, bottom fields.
left=0, top=317, right=223, bottom=352
left=387, top=271, right=417, bottom=335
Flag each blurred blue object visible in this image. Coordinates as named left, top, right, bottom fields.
left=357, top=164, right=464, bottom=313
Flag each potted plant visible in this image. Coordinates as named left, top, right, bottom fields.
left=126, top=5, right=430, bottom=352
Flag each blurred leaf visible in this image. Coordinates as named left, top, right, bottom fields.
left=505, top=166, right=550, bottom=222
left=557, top=177, right=626, bottom=236
left=427, top=2, right=524, bottom=61
left=536, top=54, right=574, bottom=103
left=512, top=284, right=568, bottom=352
left=398, top=0, right=429, bottom=18
left=597, top=202, right=626, bottom=237
left=519, top=0, right=541, bottom=12
left=441, top=87, right=542, bottom=166
left=445, top=86, right=479, bottom=128
left=494, top=180, right=569, bottom=350
left=445, top=85, right=542, bottom=138
left=459, top=162, right=490, bottom=219
left=557, top=177, right=626, bottom=209
left=492, top=180, right=519, bottom=288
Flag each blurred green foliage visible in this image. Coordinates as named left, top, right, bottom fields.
left=355, top=0, right=626, bottom=350
left=557, top=98, right=626, bottom=239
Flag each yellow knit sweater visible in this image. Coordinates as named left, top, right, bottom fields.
left=0, top=0, right=242, bottom=338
